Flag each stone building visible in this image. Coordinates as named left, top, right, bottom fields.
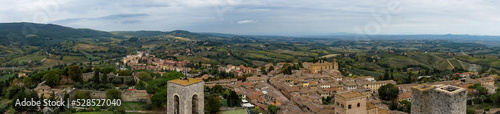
left=306, top=60, right=338, bottom=73
left=167, top=78, right=204, bottom=114
left=361, top=80, right=396, bottom=94
left=334, top=91, right=367, bottom=114
left=411, top=84, right=467, bottom=114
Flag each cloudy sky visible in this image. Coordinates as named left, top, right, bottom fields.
left=1, top=0, right=500, bottom=36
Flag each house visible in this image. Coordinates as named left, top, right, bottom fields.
left=397, top=92, right=411, bottom=107
left=362, top=80, right=396, bottom=93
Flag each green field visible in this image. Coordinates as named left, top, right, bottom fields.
left=448, top=59, right=463, bottom=69
left=122, top=102, right=147, bottom=111
left=0, top=74, right=15, bottom=81
left=221, top=109, right=248, bottom=114
left=177, top=55, right=215, bottom=63
left=74, top=111, right=113, bottom=114
left=434, top=60, right=454, bottom=70
left=9, top=54, right=46, bottom=64
left=62, top=56, right=88, bottom=63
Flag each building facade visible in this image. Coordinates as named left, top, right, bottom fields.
left=334, top=91, right=367, bottom=114
left=167, top=78, right=204, bottom=114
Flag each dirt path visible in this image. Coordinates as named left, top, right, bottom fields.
left=447, top=59, right=455, bottom=69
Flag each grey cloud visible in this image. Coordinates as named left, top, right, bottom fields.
left=51, top=13, right=148, bottom=24
left=1, top=0, right=500, bottom=36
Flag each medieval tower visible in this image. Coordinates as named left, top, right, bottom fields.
left=167, top=77, right=204, bottom=114
left=411, top=84, right=467, bottom=114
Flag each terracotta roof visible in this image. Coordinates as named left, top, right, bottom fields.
left=299, top=88, right=310, bottom=94
left=200, top=74, right=212, bottom=80
left=458, top=84, right=473, bottom=89
left=126, top=89, right=137, bottom=91
left=336, top=91, right=363, bottom=99
left=398, top=92, right=411, bottom=99
left=168, top=78, right=203, bottom=86
left=367, top=102, right=376, bottom=110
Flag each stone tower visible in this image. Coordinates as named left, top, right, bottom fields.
left=411, top=84, right=435, bottom=114
left=411, top=84, right=467, bottom=114
left=432, top=85, right=467, bottom=114
left=167, top=78, right=204, bottom=114
left=334, top=91, right=367, bottom=114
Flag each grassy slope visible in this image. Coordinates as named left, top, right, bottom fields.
left=221, top=109, right=248, bottom=114
left=0, top=74, right=15, bottom=81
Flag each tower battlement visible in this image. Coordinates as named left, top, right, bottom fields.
left=411, top=84, right=467, bottom=114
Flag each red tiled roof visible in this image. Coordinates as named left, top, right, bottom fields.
left=126, top=89, right=137, bottom=91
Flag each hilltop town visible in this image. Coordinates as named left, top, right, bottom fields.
left=2, top=24, right=500, bottom=114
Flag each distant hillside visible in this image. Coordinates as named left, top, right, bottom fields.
left=111, top=31, right=166, bottom=38
left=112, top=30, right=224, bottom=41
left=0, top=22, right=115, bottom=45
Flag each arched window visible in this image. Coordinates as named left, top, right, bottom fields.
left=174, top=95, right=180, bottom=114
left=192, top=94, right=199, bottom=114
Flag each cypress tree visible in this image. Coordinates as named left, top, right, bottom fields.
left=94, top=70, right=100, bottom=84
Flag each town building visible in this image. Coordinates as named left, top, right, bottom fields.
left=411, top=84, right=467, bottom=114
left=334, top=91, right=367, bottom=114
left=304, top=60, right=339, bottom=74
left=167, top=78, right=204, bottom=114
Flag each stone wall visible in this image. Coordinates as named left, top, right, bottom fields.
left=167, top=81, right=204, bottom=114
left=122, top=90, right=151, bottom=103
left=89, top=91, right=107, bottom=99
left=432, top=86, right=467, bottom=114
left=411, top=84, right=435, bottom=114
left=411, top=84, right=467, bottom=114
left=86, top=90, right=151, bottom=103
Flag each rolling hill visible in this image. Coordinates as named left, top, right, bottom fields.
left=0, top=22, right=116, bottom=46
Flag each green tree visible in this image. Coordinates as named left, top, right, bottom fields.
left=281, top=64, right=292, bottom=75
left=490, top=93, right=499, bottom=104
left=146, top=78, right=168, bottom=94
left=106, top=89, right=122, bottom=99
left=118, top=70, right=132, bottom=76
left=62, top=93, right=70, bottom=111
left=268, top=104, right=278, bottom=114
left=39, top=94, right=46, bottom=109
left=42, top=71, right=61, bottom=87
left=6, top=86, right=24, bottom=99
left=147, top=71, right=186, bottom=108
left=102, top=67, right=115, bottom=74
left=378, top=83, right=399, bottom=101
left=125, top=78, right=136, bottom=86
left=261, top=67, right=267, bottom=75
left=467, top=108, right=477, bottom=114
left=480, top=95, right=487, bottom=103
left=67, top=65, right=83, bottom=82
left=227, top=90, right=241, bottom=107
left=128, top=37, right=138, bottom=42
left=223, top=89, right=230, bottom=99
left=73, top=91, right=90, bottom=99
left=93, top=69, right=100, bottom=84
left=162, top=71, right=185, bottom=80
left=205, top=94, right=221, bottom=113
left=150, top=90, right=168, bottom=108
left=384, top=71, right=389, bottom=80
left=138, top=71, right=153, bottom=82
left=102, top=73, right=109, bottom=84
left=212, top=85, right=224, bottom=94
left=13, top=90, right=39, bottom=112
left=135, top=81, right=147, bottom=90
left=112, top=78, right=123, bottom=84
left=269, top=66, right=274, bottom=71
left=400, top=100, right=411, bottom=112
